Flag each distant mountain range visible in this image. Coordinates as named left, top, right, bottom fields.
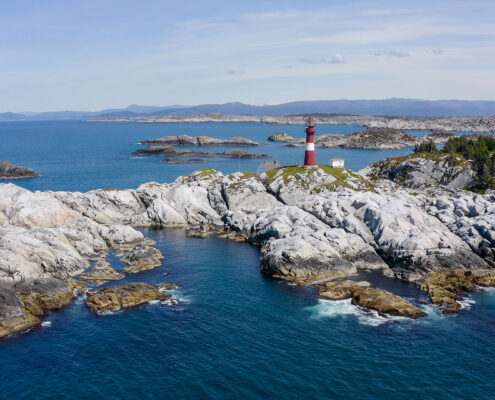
left=2, top=99, right=495, bottom=121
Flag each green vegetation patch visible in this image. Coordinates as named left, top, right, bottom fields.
left=266, top=164, right=375, bottom=192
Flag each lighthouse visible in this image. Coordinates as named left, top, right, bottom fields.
left=304, top=117, right=317, bottom=167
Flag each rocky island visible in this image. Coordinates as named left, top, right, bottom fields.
left=0, top=161, right=40, bottom=179
left=1, top=150, right=494, bottom=338
left=132, top=144, right=270, bottom=159
left=140, top=134, right=259, bottom=146
left=269, top=128, right=422, bottom=149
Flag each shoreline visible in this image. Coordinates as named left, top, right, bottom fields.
left=84, top=113, right=495, bottom=132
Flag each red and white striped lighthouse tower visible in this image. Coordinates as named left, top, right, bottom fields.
left=304, top=117, right=317, bottom=167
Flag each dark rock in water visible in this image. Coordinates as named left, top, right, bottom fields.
left=132, top=145, right=270, bottom=159
left=0, top=161, right=40, bottom=179
left=161, top=158, right=208, bottom=164
left=422, top=269, right=495, bottom=314
left=85, top=282, right=170, bottom=313
left=141, top=134, right=259, bottom=147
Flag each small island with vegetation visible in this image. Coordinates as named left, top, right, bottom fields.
left=366, top=135, right=495, bottom=193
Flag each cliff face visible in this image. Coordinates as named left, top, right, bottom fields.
left=0, top=164, right=494, bottom=337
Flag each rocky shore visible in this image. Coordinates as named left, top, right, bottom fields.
left=1, top=160, right=494, bottom=338
left=88, top=113, right=495, bottom=132
left=0, top=161, right=40, bottom=179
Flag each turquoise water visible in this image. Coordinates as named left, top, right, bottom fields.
left=1, top=121, right=494, bottom=399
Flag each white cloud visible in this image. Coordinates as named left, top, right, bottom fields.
left=225, top=66, right=245, bottom=75
left=376, top=50, right=411, bottom=58
left=298, top=53, right=346, bottom=64
left=431, top=48, right=444, bottom=54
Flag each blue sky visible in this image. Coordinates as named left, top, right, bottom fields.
left=1, top=0, right=494, bottom=112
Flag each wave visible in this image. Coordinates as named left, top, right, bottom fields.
left=159, top=287, right=192, bottom=305
left=130, top=156, right=145, bottom=159
left=307, top=299, right=401, bottom=326
left=459, top=297, right=476, bottom=310
left=41, top=321, right=52, bottom=328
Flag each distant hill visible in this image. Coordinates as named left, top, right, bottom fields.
left=0, top=112, right=27, bottom=121
left=151, top=99, right=495, bottom=117
left=2, top=99, right=495, bottom=121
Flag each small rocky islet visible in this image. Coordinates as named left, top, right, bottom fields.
left=0, top=161, right=39, bottom=179
left=1, top=146, right=495, bottom=338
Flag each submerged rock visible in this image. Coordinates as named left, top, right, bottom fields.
left=161, top=158, right=208, bottom=164
left=85, top=282, right=170, bottom=313
left=0, top=161, right=40, bottom=179
left=160, top=283, right=179, bottom=290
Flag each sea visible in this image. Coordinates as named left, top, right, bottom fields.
left=0, top=120, right=494, bottom=399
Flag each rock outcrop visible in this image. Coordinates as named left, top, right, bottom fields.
left=422, top=269, right=495, bottom=313
left=316, top=280, right=426, bottom=318
left=80, top=261, right=125, bottom=282
left=0, top=161, right=40, bottom=179
left=362, top=154, right=476, bottom=189
left=85, top=282, right=170, bottom=313
left=141, top=134, right=258, bottom=146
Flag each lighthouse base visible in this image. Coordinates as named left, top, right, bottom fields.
left=304, top=151, right=317, bottom=167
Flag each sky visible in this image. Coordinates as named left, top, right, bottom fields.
left=1, top=0, right=494, bottom=112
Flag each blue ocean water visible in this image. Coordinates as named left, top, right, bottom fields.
left=1, top=120, right=425, bottom=192
left=1, top=121, right=494, bottom=399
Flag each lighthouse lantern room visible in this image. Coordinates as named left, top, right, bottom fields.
left=304, top=117, right=317, bottom=167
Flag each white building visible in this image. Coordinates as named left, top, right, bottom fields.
left=256, top=161, right=281, bottom=176
left=329, top=158, right=345, bottom=168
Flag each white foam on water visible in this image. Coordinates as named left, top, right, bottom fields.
left=130, top=156, right=145, bottom=159
left=148, top=300, right=160, bottom=305
left=161, top=289, right=192, bottom=304
left=74, top=292, right=88, bottom=304
left=307, top=299, right=396, bottom=327
left=97, top=310, right=123, bottom=316
left=459, top=297, right=475, bottom=310
left=41, top=321, right=52, bottom=328
left=287, top=282, right=297, bottom=286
